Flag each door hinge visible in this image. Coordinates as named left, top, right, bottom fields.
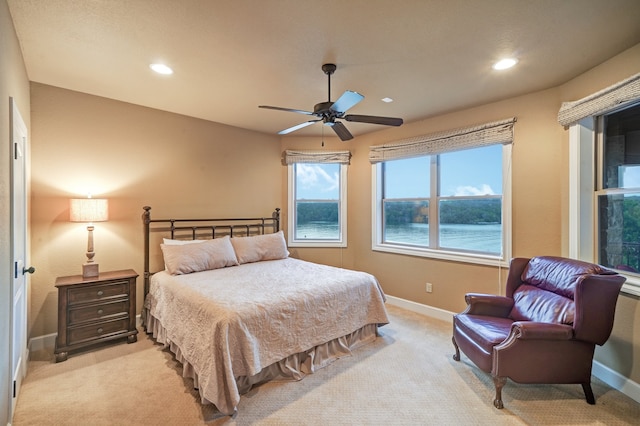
left=14, top=142, right=18, bottom=160
left=13, top=380, right=16, bottom=398
left=14, top=261, right=18, bottom=279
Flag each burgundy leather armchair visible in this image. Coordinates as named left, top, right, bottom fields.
left=452, top=256, right=625, bottom=408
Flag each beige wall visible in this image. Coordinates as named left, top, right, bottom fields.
left=1, top=0, right=31, bottom=421
left=27, top=40, right=640, bottom=389
left=29, top=83, right=281, bottom=337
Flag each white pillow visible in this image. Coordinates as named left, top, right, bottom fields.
left=161, top=238, right=207, bottom=269
left=160, top=236, right=238, bottom=275
left=230, top=231, right=289, bottom=264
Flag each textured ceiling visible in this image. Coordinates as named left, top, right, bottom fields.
left=7, top=0, right=640, bottom=139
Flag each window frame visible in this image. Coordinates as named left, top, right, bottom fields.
left=569, top=102, right=640, bottom=296
left=287, top=162, right=348, bottom=248
left=371, top=143, right=512, bottom=267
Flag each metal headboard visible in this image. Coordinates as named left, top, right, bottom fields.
left=142, top=206, right=280, bottom=296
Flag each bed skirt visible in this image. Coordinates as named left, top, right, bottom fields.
left=143, top=308, right=379, bottom=413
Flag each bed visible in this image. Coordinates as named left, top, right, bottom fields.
left=141, top=206, right=389, bottom=415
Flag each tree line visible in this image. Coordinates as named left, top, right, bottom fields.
left=622, top=196, right=640, bottom=243
left=296, top=199, right=502, bottom=225
left=383, top=199, right=501, bottom=225
left=296, top=202, right=339, bottom=223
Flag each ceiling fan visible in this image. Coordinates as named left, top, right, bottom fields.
left=259, top=63, right=403, bottom=141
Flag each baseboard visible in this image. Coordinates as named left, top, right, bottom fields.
left=385, top=295, right=640, bottom=404
left=28, top=314, right=143, bottom=354
left=593, top=359, right=640, bottom=403
left=386, top=295, right=454, bottom=323
left=28, top=332, right=56, bottom=352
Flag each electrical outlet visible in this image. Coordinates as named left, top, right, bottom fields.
left=425, top=282, right=433, bottom=293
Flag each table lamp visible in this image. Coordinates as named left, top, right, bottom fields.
left=70, top=197, right=109, bottom=278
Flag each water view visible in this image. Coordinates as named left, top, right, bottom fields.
left=295, top=222, right=340, bottom=240
left=295, top=222, right=502, bottom=254
left=385, top=223, right=501, bottom=254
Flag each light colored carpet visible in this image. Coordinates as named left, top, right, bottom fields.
left=13, top=304, right=640, bottom=425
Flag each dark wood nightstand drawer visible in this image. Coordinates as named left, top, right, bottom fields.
left=67, top=317, right=131, bottom=346
left=55, top=269, right=138, bottom=362
left=68, top=299, right=129, bottom=325
left=67, top=280, right=129, bottom=305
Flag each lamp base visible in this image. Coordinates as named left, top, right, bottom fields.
left=82, top=262, right=99, bottom=279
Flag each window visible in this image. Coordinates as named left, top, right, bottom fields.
left=382, top=156, right=430, bottom=246
left=285, top=150, right=349, bottom=247
left=371, top=119, right=514, bottom=265
left=596, top=104, right=640, bottom=272
left=564, top=72, right=640, bottom=295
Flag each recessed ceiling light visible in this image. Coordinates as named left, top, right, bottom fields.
left=150, top=63, right=173, bottom=75
left=492, top=58, right=518, bottom=70
left=381, top=97, right=394, bottom=103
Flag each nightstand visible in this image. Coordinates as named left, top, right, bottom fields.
left=54, top=269, right=138, bottom=362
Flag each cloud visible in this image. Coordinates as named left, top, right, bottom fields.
left=297, top=164, right=339, bottom=195
left=454, top=184, right=495, bottom=196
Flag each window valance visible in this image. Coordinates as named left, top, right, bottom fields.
left=557, top=72, right=640, bottom=127
left=368, top=118, right=516, bottom=163
left=283, top=149, right=351, bottom=164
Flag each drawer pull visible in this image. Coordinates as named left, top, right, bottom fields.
left=97, top=309, right=104, bottom=315
left=97, top=327, right=104, bottom=334
left=97, top=290, right=104, bottom=296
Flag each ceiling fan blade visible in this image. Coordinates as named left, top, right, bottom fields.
left=278, top=120, right=321, bottom=135
left=344, top=114, right=403, bottom=126
left=259, top=105, right=315, bottom=116
left=325, top=121, right=354, bottom=141
left=330, top=90, right=364, bottom=114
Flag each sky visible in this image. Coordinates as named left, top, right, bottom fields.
left=295, top=144, right=503, bottom=200
left=383, top=144, right=502, bottom=198
left=295, top=163, right=340, bottom=200
left=620, top=165, right=640, bottom=188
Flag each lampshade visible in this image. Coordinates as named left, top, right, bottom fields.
left=69, top=198, right=109, bottom=223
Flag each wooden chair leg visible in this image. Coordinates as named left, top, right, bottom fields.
left=493, top=376, right=507, bottom=409
left=452, top=336, right=460, bottom=361
left=582, top=382, right=596, bottom=405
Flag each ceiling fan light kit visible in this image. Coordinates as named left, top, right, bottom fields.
left=259, top=63, right=403, bottom=141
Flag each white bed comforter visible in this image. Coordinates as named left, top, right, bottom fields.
left=146, top=257, right=389, bottom=414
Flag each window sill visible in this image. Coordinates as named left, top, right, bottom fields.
left=372, top=243, right=508, bottom=267
left=619, top=275, right=640, bottom=297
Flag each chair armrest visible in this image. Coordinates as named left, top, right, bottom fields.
left=463, top=293, right=514, bottom=317
left=574, top=274, right=625, bottom=345
left=510, top=321, right=574, bottom=341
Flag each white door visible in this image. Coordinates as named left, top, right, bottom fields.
left=10, top=97, right=30, bottom=418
